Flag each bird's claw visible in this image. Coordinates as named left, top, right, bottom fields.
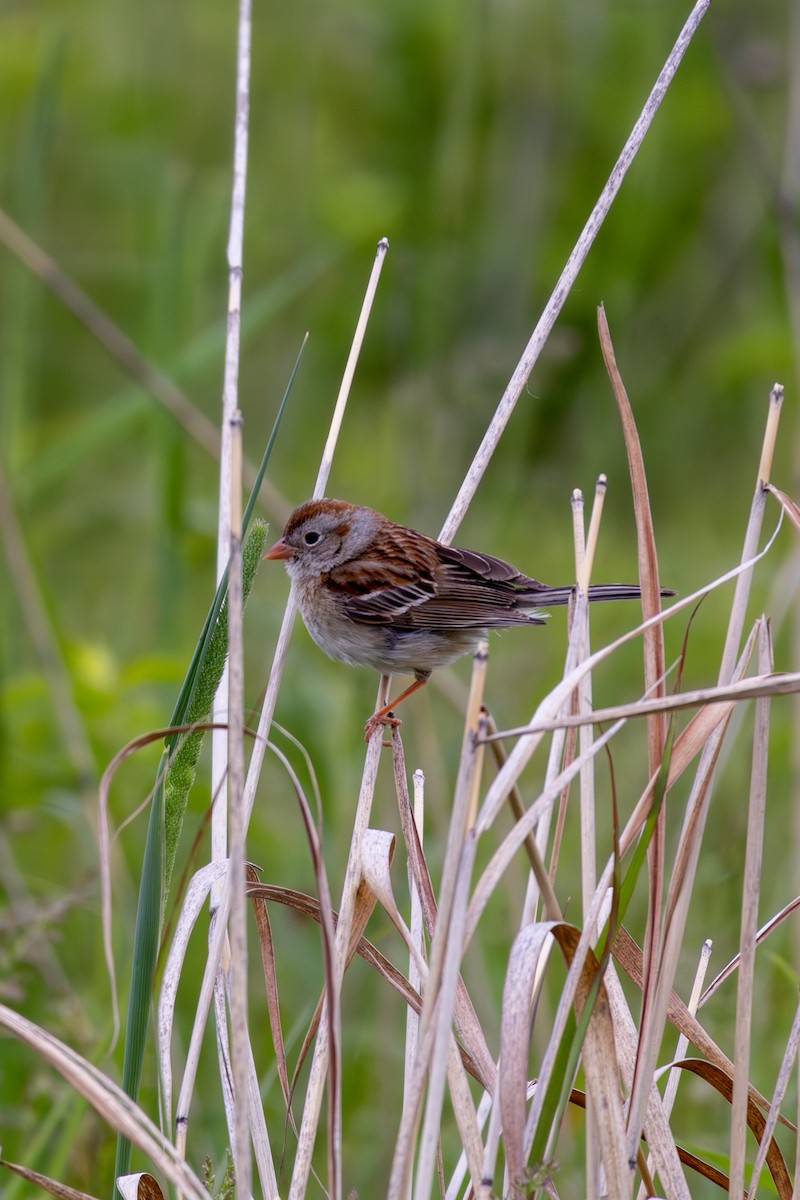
left=364, top=710, right=402, bottom=743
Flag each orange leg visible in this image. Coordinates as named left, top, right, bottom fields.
left=364, top=677, right=429, bottom=742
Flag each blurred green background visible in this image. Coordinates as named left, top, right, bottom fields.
left=1, top=0, right=798, bottom=1195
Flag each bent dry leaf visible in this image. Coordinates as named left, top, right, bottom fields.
left=500, top=921, right=628, bottom=1198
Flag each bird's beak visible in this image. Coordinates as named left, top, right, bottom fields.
left=264, top=537, right=295, bottom=561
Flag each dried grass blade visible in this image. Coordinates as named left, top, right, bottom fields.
left=700, top=895, right=800, bottom=1006
left=0, top=1156, right=101, bottom=1200
left=484, top=714, right=562, bottom=922
left=671, top=1060, right=793, bottom=1198
left=287, top=734, right=383, bottom=1200
left=392, top=731, right=496, bottom=1090
left=248, top=865, right=292, bottom=1116
left=626, top=388, right=783, bottom=1158
left=444, top=1040, right=486, bottom=1198
left=412, top=829, right=480, bottom=1200
left=512, top=923, right=628, bottom=1196
left=0, top=1003, right=209, bottom=1200
left=407, top=676, right=489, bottom=1199
left=244, top=237, right=389, bottom=831
left=747, top=988, right=800, bottom=1198
left=765, top=481, right=800, bottom=534
left=568, top=496, right=598, bottom=919
left=157, top=861, right=229, bottom=1128
left=598, top=307, right=668, bottom=1082
left=730, top=618, right=773, bottom=1195
left=604, top=965, right=691, bottom=1200
left=290, top=872, right=383, bottom=1095
left=439, top=0, right=712, bottom=543
left=634, top=938, right=712, bottom=1200
left=174, top=881, right=232, bottom=1158
left=499, top=922, right=556, bottom=1188
left=117, top=1173, right=165, bottom=1199
left=468, top=718, right=626, bottom=949
left=597, top=305, right=668, bottom=752
left=611, top=926, right=780, bottom=1120
left=405, top=768, right=426, bottom=1129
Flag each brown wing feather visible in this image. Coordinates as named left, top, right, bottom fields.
left=327, top=522, right=648, bottom=630
left=330, top=530, right=551, bottom=630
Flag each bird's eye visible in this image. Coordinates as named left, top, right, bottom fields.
left=303, top=529, right=321, bottom=546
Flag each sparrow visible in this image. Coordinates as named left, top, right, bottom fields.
left=265, top=498, right=661, bottom=740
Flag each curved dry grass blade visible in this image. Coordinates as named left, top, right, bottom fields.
left=360, top=829, right=426, bottom=974
left=174, top=880, right=232, bottom=1159
left=612, top=926, right=784, bottom=1123
left=289, top=870, right=383, bottom=1102
left=499, top=921, right=628, bottom=1197
left=499, top=923, right=557, bottom=1188
left=0, top=1003, right=209, bottom=1200
left=116, top=1175, right=164, bottom=1200
left=597, top=305, right=668, bottom=745
left=244, top=881, right=489, bottom=1089
left=157, top=860, right=228, bottom=1128
left=248, top=866, right=292, bottom=1117
left=700, top=895, right=800, bottom=1006
left=671, top=1059, right=793, bottom=1199
left=0, top=1157, right=100, bottom=1200
left=765, top=481, right=800, bottom=535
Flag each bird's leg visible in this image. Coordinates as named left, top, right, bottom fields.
left=363, top=677, right=429, bottom=742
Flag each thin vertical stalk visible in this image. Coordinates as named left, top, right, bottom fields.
left=729, top=618, right=772, bottom=1196
left=252, top=238, right=391, bottom=1200
left=212, top=0, right=252, bottom=869
left=209, top=1, right=253, bottom=1193
left=227, top=409, right=249, bottom=1198
left=403, top=767, right=426, bottom=1200
left=438, top=0, right=712, bottom=545
left=243, top=237, right=389, bottom=829
left=626, top=385, right=784, bottom=1161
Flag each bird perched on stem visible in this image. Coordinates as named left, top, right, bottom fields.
left=265, top=498, right=664, bottom=740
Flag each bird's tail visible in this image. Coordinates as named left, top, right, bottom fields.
left=529, top=583, right=674, bottom=607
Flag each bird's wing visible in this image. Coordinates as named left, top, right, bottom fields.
left=327, top=538, right=550, bottom=629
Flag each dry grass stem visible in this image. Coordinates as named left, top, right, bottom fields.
left=439, top=0, right=712, bottom=544
left=243, top=238, right=390, bottom=834
left=625, top=385, right=785, bottom=1163
left=729, top=618, right=772, bottom=1195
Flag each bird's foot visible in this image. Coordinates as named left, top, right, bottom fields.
left=364, top=709, right=402, bottom=743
